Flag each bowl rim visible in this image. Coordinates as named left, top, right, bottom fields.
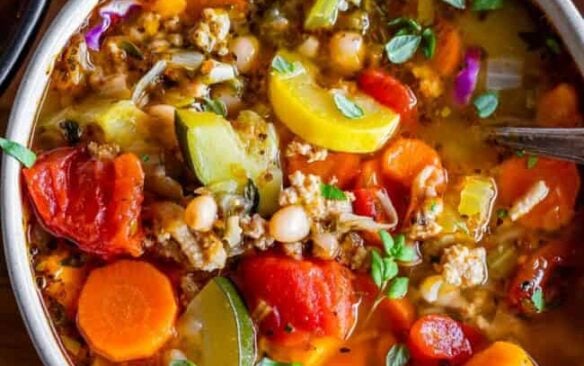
left=1, top=1, right=583, bottom=365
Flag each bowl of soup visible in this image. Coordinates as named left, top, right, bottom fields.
left=2, top=0, right=584, bottom=365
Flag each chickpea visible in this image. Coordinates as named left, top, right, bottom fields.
left=229, top=35, right=260, bottom=74
left=185, top=195, right=217, bottom=232
left=297, top=36, right=320, bottom=58
left=269, top=205, right=311, bottom=243
left=312, top=232, right=339, bottom=260
left=329, top=31, right=365, bottom=75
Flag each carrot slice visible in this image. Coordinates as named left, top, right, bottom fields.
left=536, top=83, right=582, bottom=127
left=497, top=157, right=580, bottom=231
left=77, top=260, right=177, bottom=362
left=378, top=298, right=416, bottom=334
left=287, top=152, right=361, bottom=189
left=432, top=21, right=463, bottom=77
left=149, top=0, right=187, bottom=18
left=465, top=341, right=534, bottom=366
left=381, top=137, right=442, bottom=188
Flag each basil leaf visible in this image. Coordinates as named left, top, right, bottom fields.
left=332, top=92, right=364, bottom=119
left=388, top=17, right=422, bottom=33
left=321, top=183, right=347, bottom=200
left=387, top=277, right=409, bottom=299
left=531, top=288, right=545, bottom=313
left=271, top=55, right=304, bottom=76
left=119, top=40, right=145, bottom=60
left=370, top=250, right=384, bottom=288
left=385, top=35, right=422, bottom=64
left=202, top=98, right=228, bottom=117
left=169, top=360, right=197, bottom=366
left=382, top=257, right=398, bottom=282
left=0, top=137, right=37, bottom=168
left=386, top=343, right=410, bottom=366
left=421, top=28, right=437, bottom=59
left=394, top=28, right=412, bottom=37
left=379, top=230, right=394, bottom=256
left=441, top=0, right=466, bottom=9
left=244, top=179, right=260, bottom=214
left=390, top=234, right=416, bottom=262
left=257, top=358, right=302, bottom=366
left=527, top=155, right=538, bottom=169
left=471, top=0, right=503, bottom=11
left=473, top=91, right=499, bottom=118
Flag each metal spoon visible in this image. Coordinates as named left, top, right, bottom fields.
left=488, top=127, right=584, bottom=164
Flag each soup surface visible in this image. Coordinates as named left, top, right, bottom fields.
left=19, top=0, right=584, bottom=365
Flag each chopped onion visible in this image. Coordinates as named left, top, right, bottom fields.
left=132, top=60, right=167, bottom=107
left=85, top=0, right=141, bottom=51
left=486, top=58, right=523, bottom=91
left=337, top=213, right=396, bottom=233
left=168, top=51, right=205, bottom=71
left=374, top=189, right=399, bottom=228
left=454, top=48, right=481, bottom=105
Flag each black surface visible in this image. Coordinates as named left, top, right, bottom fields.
left=0, top=0, right=48, bottom=94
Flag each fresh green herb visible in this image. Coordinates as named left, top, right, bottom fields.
left=473, top=91, right=499, bottom=118
left=386, top=343, right=410, bottom=366
left=0, top=137, right=37, bottom=168
left=382, top=257, right=399, bottom=282
left=169, top=360, right=197, bottom=366
left=59, top=120, right=82, bottom=145
left=119, top=40, right=145, bottom=60
left=385, top=35, right=422, bottom=64
left=496, top=208, right=508, bottom=219
left=332, top=92, right=364, bottom=119
left=388, top=18, right=422, bottom=33
left=390, top=234, right=416, bottom=262
left=531, top=288, right=545, bottom=313
left=321, top=183, right=347, bottom=200
left=271, top=55, right=304, bottom=76
left=244, top=179, right=260, bottom=213
left=370, top=250, right=384, bottom=287
left=471, top=0, right=503, bottom=11
left=379, top=230, right=395, bottom=256
left=257, top=357, right=302, bottom=366
left=202, top=98, right=228, bottom=117
left=394, top=28, right=412, bottom=37
left=141, top=154, right=150, bottom=162
left=527, top=155, right=539, bottom=169
left=515, top=150, right=526, bottom=157
left=441, top=0, right=466, bottom=9
left=421, top=28, right=436, bottom=59
left=545, top=37, right=561, bottom=55
left=387, top=277, right=409, bottom=299
left=304, top=0, right=342, bottom=30
left=429, top=200, right=439, bottom=213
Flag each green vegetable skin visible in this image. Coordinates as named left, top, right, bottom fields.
left=304, top=0, right=342, bottom=30
left=176, top=277, right=256, bottom=366
left=175, top=109, right=282, bottom=215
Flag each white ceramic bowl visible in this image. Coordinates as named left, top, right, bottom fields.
left=1, top=1, right=583, bottom=365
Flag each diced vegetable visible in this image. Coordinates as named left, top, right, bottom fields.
left=465, top=342, right=534, bottom=366
left=85, top=1, right=141, bottom=51
left=286, top=152, right=361, bottom=189
left=269, top=52, right=400, bottom=153
left=432, top=22, right=463, bottom=77
left=176, top=277, right=256, bottom=366
left=23, top=147, right=145, bottom=258
left=77, top=260, right=177, bottom=362
left=536, top=83, right=583, bottom=127
left=175, top=109, right=282, bottom=215
left=237, top=255, right=355, bottom=346
left=458, top=176, right=497, bottom=240
left=0, top=137, right=36, bottom=167
left=304, top=0, right=342, bottom=30
left=497, top=157, right=580, bottom=231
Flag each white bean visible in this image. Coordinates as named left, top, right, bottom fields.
left=329, top=31, right=365, bottom=75
left=185, top=195, right=218, bottom=232
left=269, top=205, right=311, bottom=243
left=312, top=232, right=339, bottom=260
left=297, top=36, right=320, bottom=58
left=229, top=35, right=260, bottom=74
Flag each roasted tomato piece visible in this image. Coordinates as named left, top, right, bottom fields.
left=408, top=314, right=473, bottom=365
left=22, top=147, right=145, bottom=258
left=237, top=255, right=355, bottom=346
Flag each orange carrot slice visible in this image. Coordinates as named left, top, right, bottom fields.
left=77, top=260, right=177, bottom=362
left=497, top=157, right=580, bottom=231
left=536, top=83, right=582, bottom=127
left=465, top=341, right=534, bottom=366
left=381, top=137, right=442, bottom=188
left=432, top=21, right=463, bottom=77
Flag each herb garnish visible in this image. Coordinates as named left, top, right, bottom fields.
left=119, top=40, right=145, bottom=60
left=473, top=91, right=499, bottom=118
left=531, top=288, right=545, bottom=313
left=385, top=35, right=422, bottom=64
left=471, top=0, right=504, bottom=11
left=0, top=137, right=37, bottom=168
left=441, top=0, right=466, bottom=9
left=385, top=343, right=410, bottom=366
left=321, top=183, right=347, bottom=200
left=271, top=55, right=304, bottom=77
left=202, top=98, right=228, bottom=117
left=496, top=208, right=508, bottom=219
left=527, top=155, right=539, bottom=169
left=332, top=92, right=364, bottom=119
left=385, top=18, right=436, bottom=64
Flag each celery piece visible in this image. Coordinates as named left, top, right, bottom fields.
left=305, top=0, right=342, bottom=30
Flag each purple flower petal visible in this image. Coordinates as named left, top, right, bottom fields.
left=454, top=48, right=481, bottom=105
left=84, top=0, right=141, bottom=51
left=85, top=16, right=112, bottom=51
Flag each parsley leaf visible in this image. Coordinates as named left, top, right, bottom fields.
left=386, top=343, right=410, bottom=366
left=473, top=91, right=499, bottom=118
left=271, top=55, right=305, bottom=76
left=527, top=155, right=539, bottom=169
left=321, top=183, right=347, bottom=200
left=441, top=0, right=466, bottom=9
left=257, top=358, right=302, bottom=366
left=388, top=18, right=422, bottom=33
left=421, top=28, right=437, bottom=59
left=387, top=277, right=409, bottom=299
left=385, top=35, right=422, bottom=64
left=531, top=288, right=545, bottom=313
left=382, top=257, right=399, bottom=282
left=202, top=98, right=228, bottom=117
left=379, top=230, right=395, bottom=256
left=371, top=250, right=384, bottom=288
left=0, top=137, right=36, bottom=168
left=390, top=234, right=416, bottom=262
left=332, top=92, right=364, bottom=119
left=471, top=0, right=504, bottom=11
left=169, top=360, right=197, bottom=366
